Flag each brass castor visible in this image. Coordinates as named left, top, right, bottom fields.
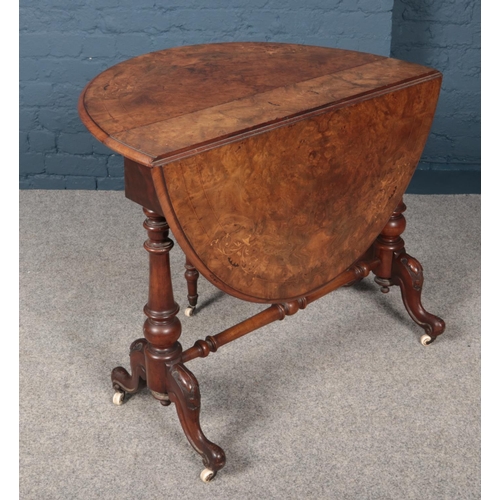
left=185, top=306, right=196, bottom=317
left=420, top=334, right=435, bottom=346
left=200, top=468, right=217, bottom=483
left=113, top=390, right=125, bottom=405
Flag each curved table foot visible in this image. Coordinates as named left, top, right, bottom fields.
left=167, top=363, right=226, bottom=477
left=392, top=252, right=446, bottom=343
left=111, top=338, right=147, bottom=402
left=373, top=199, right=445, bottom=344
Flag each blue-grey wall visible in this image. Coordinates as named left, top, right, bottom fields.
left=391, top=0, right=480, bottom=173
left=20, top=0, right=480, bottom=191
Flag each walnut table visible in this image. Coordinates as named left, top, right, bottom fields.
left=78, top=42, right=445, bottom=483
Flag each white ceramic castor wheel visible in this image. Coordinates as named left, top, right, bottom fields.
left=420, top=334, right=434, bottom=346
left=200, top=468, right=216, bottom=483
left=184, top=306, right=196, bottom=317
left=113, top=390, right=125, bottom=405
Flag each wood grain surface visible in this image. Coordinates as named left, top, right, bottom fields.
left=78, top=43, right=439, bottom=166
left=79, top=42, right=441, bottom=303
left=155, top=78, right=441, bottom=302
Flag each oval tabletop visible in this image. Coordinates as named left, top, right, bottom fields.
left=79, top=42, right=441, bottom=303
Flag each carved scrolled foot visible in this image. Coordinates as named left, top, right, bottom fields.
left=111, top=338, right=147, bottom=400
left=167, top=363, right=226, bottom=475
left=392, top=253, right=445, bottom=342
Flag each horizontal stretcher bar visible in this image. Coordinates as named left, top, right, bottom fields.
left=181, top=257, right=379, bottom=363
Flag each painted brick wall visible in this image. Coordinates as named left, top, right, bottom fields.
left=19, top=0, right=393, bottom=189
left=391, top=0, right=480, bottom=172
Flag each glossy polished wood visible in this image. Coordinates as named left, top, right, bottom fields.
left=79, top=42, right=445, bottom=480
left=159, top=78, right=439, bottom=302
left=79, top=42, right=439, bottom=166
left=184, top=257, right=199, bottom=311
left=79, top=43, right=380, bottom=163
left=80, top=43, right=441, bottom=303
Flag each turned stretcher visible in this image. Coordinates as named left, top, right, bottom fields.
left=79, top=42, right=445, bottom=482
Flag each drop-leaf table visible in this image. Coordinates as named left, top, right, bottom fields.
left=79, top=42, right=445, bottom=482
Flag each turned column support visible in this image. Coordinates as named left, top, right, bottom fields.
left=141, top=208, right=182, bottom=397
left=111, top=208, right=225, bottom=480
left=372, top=200, right=406, bottom=292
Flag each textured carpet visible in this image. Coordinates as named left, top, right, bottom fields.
left=20, top=191, right=480, bottom=500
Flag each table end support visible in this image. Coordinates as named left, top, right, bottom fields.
left=111, top=208, right=225, bottom=481
left=372, top=199, right=446, bottom=344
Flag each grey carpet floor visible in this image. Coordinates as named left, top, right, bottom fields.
left=20, top=191, right=480, bottom=500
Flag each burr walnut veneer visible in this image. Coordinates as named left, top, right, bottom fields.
left=78, top=42, right=445, bottom=482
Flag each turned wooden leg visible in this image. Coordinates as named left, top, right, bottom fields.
left=111, top=208, right=225, bottom=481
left=184, top=256, right=199, bottom=317
left=372, top=199, right=445, bottom=344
